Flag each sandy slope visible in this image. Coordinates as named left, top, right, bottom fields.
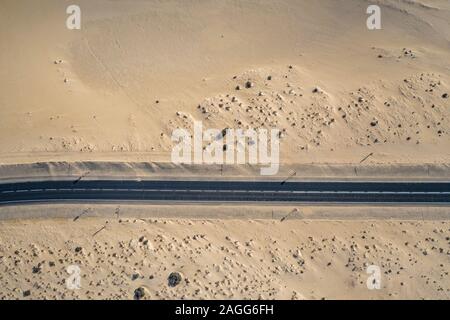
left=0, top=217, right=448, bottom=300
left=0, top=0, right=449, bottom=164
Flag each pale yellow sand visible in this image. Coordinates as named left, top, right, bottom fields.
left=1, top=0, right=449, bottom=301
left=0, top=0, right=449, bottom=165
left=0, top=217, right=448, bottom=300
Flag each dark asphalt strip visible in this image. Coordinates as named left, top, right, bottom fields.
left=0, top=180, right=449, bottom=205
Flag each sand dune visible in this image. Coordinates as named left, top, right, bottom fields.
left=0, top=0, right=449, bottom=301
left=0, top=0, right=449, bottom=164
left=0, top=217, right=448, bottom=300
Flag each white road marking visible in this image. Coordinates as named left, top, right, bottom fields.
left=1, top=187, right=449, bottom=199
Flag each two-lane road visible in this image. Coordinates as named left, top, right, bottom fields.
left=0, top=180, right=449, bottom=205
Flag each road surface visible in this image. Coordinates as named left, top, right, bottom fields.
left=0, top=179, right=449, bottom=205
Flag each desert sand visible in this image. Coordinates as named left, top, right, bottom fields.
left=0, top=0, right=449, bottom=301
left=0, top=216, right=449, bottom=300
left=0, top=0, right=449, bottom=165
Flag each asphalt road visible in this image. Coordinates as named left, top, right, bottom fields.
left=0, top=179, right=449, bottom=205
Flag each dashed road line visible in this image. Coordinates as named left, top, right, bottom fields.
left=1, top=188, right=450, bottom=195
